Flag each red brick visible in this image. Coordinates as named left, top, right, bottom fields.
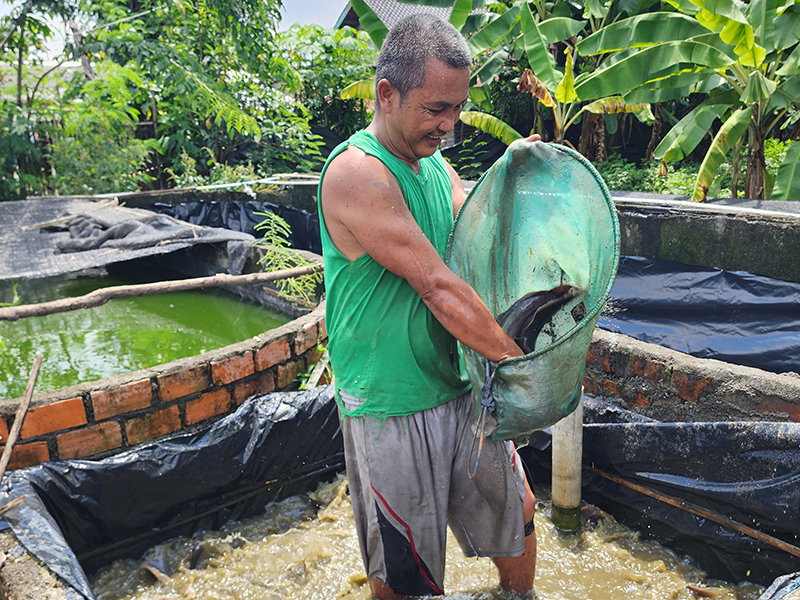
left=255, top=339, right=291, bottom=371
left=317, top=318, right=327, bottom=341
left=754, top=396, right=800, bottom=422
left=0, top=441, right=50, bottom=470
left=232, top=379, right=257, bottom=406
left=254, top=371, right=275, bottom=395
left=91, top=379, right=153, bottom=421
left=626, top=356, right=645, bottom=377
left=278, top=359, right=303, bottom=389
left=185, top=389, right=231, bottom=426
left=643, top=359, right=666, bottom=382
left=57, top=422, right=122, bottom=460
left=212, top=352, right=254, bottom=386
left=672, top=371, right=716, bottom=402
left=125, top=405, right=182, bottom=445
left=0, top=417, right=9, bottom=444
left=294, top=322, right=318, bottom=355
left=586, top=344, right=611, bottom=372
left=583, top=377, right=600, bottom=396
left=602, top=380, right=621, bottom=396
left=157, top=366, right=210, bottom=402
left=20, top=397, right=87, bottom=440
left=633, top=392, right=650, bottom=407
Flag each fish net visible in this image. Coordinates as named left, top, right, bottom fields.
left=447, top=141, right=619, bottom=442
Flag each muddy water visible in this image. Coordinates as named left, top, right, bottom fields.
left=91, top=475, right=763, bottom=600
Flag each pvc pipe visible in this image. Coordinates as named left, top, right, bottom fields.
left=551, top=394, right=583, bottom=532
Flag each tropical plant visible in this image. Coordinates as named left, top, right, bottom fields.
left=252, top=211, right=323, bottom=305
left=344, top=0, right=655, bottom=150
left=277, top=24, right=377, bottom=137
left=575, top=0, right=800, bottom=201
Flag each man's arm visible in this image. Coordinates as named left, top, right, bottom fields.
left=320, top=147, right=522, bottom=362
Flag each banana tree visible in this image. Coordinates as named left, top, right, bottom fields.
left=344, top=0, right=653, bottom=148
left=576, top=0, right=800, bottom=201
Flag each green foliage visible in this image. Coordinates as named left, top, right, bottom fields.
left=41, top=62, right=158, bottom=195
left=277, top=24, right=377, bottom=137
left=0, top=283, right=21, bottom=307
left=252, top=211, right=323, bottom=304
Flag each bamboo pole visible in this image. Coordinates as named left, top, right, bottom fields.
left=551, top=395, right=583, bottom=532
left=0, top=354, right=43, bottom=483
left=0, top=265, right=323, bottom=322
left=584, top=464, right=800, bottom=559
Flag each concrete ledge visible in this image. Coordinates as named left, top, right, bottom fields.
left=585, top=328, right=800, bottom=423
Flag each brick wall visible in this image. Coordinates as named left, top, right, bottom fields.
left=0, top=305, right=328, bottom=470
left=584, top=328, right=800, bottom=423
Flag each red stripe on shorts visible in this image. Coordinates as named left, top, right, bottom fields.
left=371, top=484, right=445, bottom=596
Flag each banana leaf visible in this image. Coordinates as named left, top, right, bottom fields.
left=623, top=71, right=725, bottom=104
left=772, top=140, right=800, bottom=201
left=692, top=107, right=753, bottom=202
left=459, top=110, right=522, bottom=145
left=469, top=85, right=494, bottom=112
left=471, top=49, right=509, bottom=86
left=574, top=41, right=735, bottom=101
left=576, top=13, right=708, bottom=55
left=467, top=7, right=520, bottom=57
left=349, top=0, right=389, bottom=48
left=449, top=0, right=472, bottom=30
left=520, top=3, right=559, bottom=92
left=654, top=94, right=735, bottom=163
left=340, top=79, right=375, bottom=100
left=538, top=17, right=587, bottom=45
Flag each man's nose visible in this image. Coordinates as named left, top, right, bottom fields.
left=439, top=107, right=460, bottom=132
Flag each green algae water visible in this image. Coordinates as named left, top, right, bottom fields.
left=90, top=475, right=764, bottom=600
left=0, top=268, right=290, bottom=399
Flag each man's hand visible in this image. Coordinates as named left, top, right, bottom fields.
left=506, top=134, right=542, bottom=153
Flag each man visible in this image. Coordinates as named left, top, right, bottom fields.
left=318, top=14, right=537, bottom=599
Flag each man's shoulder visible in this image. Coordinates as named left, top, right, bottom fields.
left=323, top=143, right=392, bottom=189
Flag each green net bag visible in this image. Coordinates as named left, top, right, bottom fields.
left=447, top=141, right=620, bottom=444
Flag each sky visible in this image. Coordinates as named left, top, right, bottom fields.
left=279, top=0, right=349, bottom=30
left=0, top=0, right=349, bottom=29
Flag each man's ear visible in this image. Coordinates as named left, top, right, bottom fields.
left=376, top=78, right=397, bottom=114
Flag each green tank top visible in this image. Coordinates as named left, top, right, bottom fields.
left=318, top=130, right=471, bottom=418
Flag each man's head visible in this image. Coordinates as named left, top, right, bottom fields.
left=372, top=15, right=471, bottom=163
left=375, top=14, right=471, bottom=103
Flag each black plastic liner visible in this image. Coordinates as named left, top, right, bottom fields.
left=599, top=256, right=800, bottom=374
left=0, top=386, right=343, bottom=600
left=151, top=200, right=322, bottom=255
left=522, top=397, right=800, bottom=587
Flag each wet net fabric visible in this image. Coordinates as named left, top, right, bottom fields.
left=447, top=141, right=619, bottom=442
left=0, top=197, right=254, bottom=282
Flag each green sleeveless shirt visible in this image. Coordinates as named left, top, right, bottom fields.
left=317, top=130, right=471, bottom=418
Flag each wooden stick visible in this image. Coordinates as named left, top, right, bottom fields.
left=584, top=464, right=800, bottom=559
left=0, top=265, right=322, bottom=322
left=0, top=355, right=43, bottom=482
left=0, top=497, right=25, bottom=518
left=306, top=351, right=330, bottom=389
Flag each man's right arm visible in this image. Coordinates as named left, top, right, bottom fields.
left=320, top=147, right=523, bottom=363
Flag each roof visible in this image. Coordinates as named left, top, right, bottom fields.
left=335, top=0, right=452, bottom=30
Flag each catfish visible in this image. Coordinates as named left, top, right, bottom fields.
left=496, top=285, right=582, bottom=354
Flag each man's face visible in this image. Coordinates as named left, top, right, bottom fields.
left=385, top=58, right=470, bottom=163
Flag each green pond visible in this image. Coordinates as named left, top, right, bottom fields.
left=0, top=265, right=290, bottom=399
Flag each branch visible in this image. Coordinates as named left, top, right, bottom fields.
left=0, top=0, right=34, bottom=54
left=0, top=265, right=323, bottom=322
left=0, top=354, right=43, bottom=483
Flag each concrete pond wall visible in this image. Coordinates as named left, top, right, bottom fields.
left=1, top=187, right=799, bottom=473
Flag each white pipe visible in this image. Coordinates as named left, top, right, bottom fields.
left=551, top=394, right=583, bottom=531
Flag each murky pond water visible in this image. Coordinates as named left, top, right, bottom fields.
left=91, top=475, right=764, bottom=600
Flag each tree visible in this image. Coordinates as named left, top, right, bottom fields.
left=575, top=0, right=800, bottom=201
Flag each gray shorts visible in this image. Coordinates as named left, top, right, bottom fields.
left=339, top=390, right=527, bottom=597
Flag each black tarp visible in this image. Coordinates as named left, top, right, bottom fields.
left=521, top=397, right=800, bottom=587
left=0, top=386, right=343, bottom=600
left=599, top=256, right=800, bottom=374
left=151, top=200, right=322, bottom=255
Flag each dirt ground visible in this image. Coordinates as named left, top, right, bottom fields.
left=0, top=530, right=68, bottom=600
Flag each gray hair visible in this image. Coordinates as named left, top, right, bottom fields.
left=375, top=14, right=471, bottom=103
